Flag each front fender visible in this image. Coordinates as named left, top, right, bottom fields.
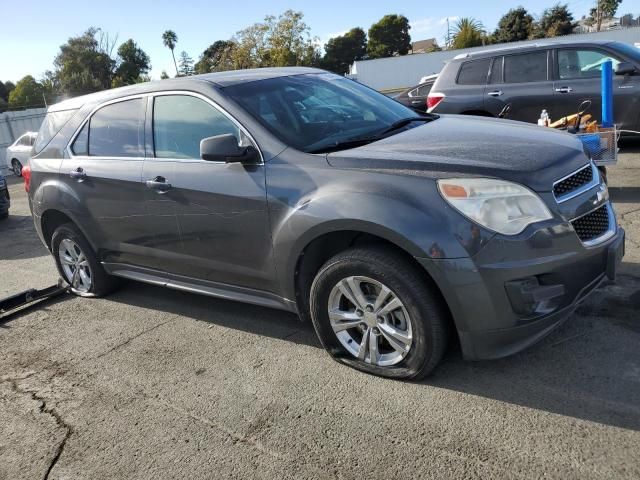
left=270, top=189, right=473, bottom=302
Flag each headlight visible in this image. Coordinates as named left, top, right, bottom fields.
left=437, top=178, right=553, bottom=235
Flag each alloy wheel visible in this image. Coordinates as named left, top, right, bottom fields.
left=327, top=276, right=413, bottom=366
left=58, top=238, right=92, bottom=292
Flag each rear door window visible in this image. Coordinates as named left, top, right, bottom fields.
left=557, top=49, right=621, bottom=80
left=457, top=59, right=491, bottom=85
left=504, top=51, right=548, bottom=83
left=489, top=57, right=504, bottom=84
left=88, top=99, right=145, bottom=157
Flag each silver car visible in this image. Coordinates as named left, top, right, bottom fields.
left=5, top=131, right=37, bottom=176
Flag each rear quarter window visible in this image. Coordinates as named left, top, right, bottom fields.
left=457, top=59, right=491, bottom=85
left=34, top=109, right=79, bottom=154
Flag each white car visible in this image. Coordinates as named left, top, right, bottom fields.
left=5, top=132, right=37, bottom=177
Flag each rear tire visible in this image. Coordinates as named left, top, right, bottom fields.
left=310, top=247, right=449, bottom=380
left=51, top=223, right=118, bottom=297
left=12, top=159, right=23, bottom=177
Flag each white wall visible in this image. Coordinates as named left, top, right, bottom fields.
left=0, top=108, right=46, bottom=174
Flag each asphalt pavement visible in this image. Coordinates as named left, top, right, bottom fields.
left=1, top=144, right=640, bottom=479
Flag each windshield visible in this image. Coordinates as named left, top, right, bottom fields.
left=225, top=73, right=421, bottom=153
left=613, top=43, right=640, bottom=63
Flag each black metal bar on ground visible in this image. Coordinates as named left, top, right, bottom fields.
left=0, top=279, right=69, bottom=320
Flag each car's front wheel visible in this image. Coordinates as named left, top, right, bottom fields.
left=310, top=247, right=449, bottom=380
left=51, top=223, right=118, bottom=297
left=12, top=159, right=23, bottom=177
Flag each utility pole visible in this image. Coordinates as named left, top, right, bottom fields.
left=446, top=18, right=451, bottom=49
left=596, top=0, right=602, bottom=32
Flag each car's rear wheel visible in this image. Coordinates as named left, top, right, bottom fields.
left=12, top=159, right=23, bottom=177
left=51, top=223, right=118, bottom=297
left=310, top=247, right=449, bottom=380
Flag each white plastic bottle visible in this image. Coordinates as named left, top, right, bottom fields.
left=538, top=109, right=549, bottom=127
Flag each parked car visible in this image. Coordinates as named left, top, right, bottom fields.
left=395, top=77, right=437, bottom=112
left=5, top=132, right=37, bottom=176
left=0, top=171, right=10, bottom=219
left=428, top=41, right=640, bottom=131
left=25, top=68, right=624, bottom=380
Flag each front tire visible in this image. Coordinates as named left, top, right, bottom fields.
left=12, top=159, right=23, bottom=177
left=310, top=247, right=449, bottom=380
left=51, top=223, right=118, bottom=297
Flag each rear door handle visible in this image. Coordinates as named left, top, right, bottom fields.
left=146, top=176, right=172, bottom=193
left=555, top=86, right=573, bottom=93
left=69, top=167, right=86, bottom=181
left=487, top=90, right=503, bottom=97
left=411, top=100, right=423, bottom=104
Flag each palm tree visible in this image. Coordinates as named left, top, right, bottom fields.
left=162, top=30, right=179, bottom=76
left=452, top=18, right=485, bottom=49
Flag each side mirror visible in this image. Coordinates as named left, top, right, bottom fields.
left=200, top=134, right=260, bottom=163
left=615, top=61, right=637, bottom=76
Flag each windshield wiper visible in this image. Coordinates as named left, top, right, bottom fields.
left=307, top=136, right=381, bottom=154
left=377, top=116, right=433, bottom=136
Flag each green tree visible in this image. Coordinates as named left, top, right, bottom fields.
left=0, top=81, right=8, bottom=101
left=195, top=40, right=236, bottom=73
left=162, top=30, right=179, bottom=76
left=178, top=51, right=195, bottom=76
left=4, top=81, right=16, bottom=99
left=367, top=14, right=411, bottom=58
left=0, top=97, right=7, bottom=113
left=534, top=4, right=576, bottom=38
left=451, top=18, right=485, bottom=49
left=493, top=7, right=534, bottom=43
left=8, top=75, right=45, bottom=109
left=587, top=0, right=623, bottom=31
left=53, top=28, right=115, bottom=95
left=322, top=27, right=367, bottom=75
left=113, top=39, right=151, bottom=86
left=160, top=70, right=170, bottom=80
left=231, top=10, right=320, bottom=69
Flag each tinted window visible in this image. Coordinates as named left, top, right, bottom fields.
left=226, top=73, right=420, bottom=153
left=416, top=84, right=432, bottom=96
left=153, top=95, right=241, bottom=159
left=558, top=49, right=621, bottom=80
left=72, top=122, right=89, bottom=156
left=18, top=135, right=31, bottom=146
left=89, top=99, right=144, bottom=157
left=34, top=109, right=78, bottom=154
left=457, top=59, right=491, bottom=85
left=504, top=51, right=548, bottom=83
left=489, top=57, right=504, bottom=84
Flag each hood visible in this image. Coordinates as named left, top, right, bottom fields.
left=326, top=115, right=590, bottom=192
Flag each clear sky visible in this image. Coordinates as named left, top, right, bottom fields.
left=1, top=0, right=637, bottom=83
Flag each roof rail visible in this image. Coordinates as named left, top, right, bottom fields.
left=452, top=42, right=556, bottom=60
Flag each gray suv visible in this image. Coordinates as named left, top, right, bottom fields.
left=26, top=68, right=625, bottom=379
left=428, top=41, right=640, bottom=129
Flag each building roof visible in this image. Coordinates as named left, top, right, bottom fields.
left=411, top=39, right=438, bottom=53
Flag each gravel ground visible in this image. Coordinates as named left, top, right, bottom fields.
left=1, top=145, right=640, bottom=479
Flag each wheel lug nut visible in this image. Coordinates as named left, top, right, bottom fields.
left=356, top=310, right=364, bottom=317
left=365, top=305, right=373, bottom=312
left=377, top=316, right=384, bottom=322
left=372, top=327, right=379, bottom=335
left=360, top=323, right=368, bottom=330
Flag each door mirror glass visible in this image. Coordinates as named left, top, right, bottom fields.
left=200, top=134, right=260, bottom=163
left=615, top=61, right=637, bottom=76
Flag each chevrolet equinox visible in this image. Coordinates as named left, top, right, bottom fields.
left=25, top=68, right=625, bottom=379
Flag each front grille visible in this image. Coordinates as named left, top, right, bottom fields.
left=571, top=205, right=610, bottom=242
left=553, top=164, right=593, bottom=199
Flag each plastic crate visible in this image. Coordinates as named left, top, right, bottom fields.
left=576, top=127, right=618, bottom=166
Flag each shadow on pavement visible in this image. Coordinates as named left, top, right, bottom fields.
left=100, top=261, right=640, bottom=432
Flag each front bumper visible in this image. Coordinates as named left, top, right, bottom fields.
left=418, top=221, right=625, bottom=361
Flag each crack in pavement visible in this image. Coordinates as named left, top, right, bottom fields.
left=1, top=373, right=73, bottom=480
left=93, top=317, right=177, bottom=359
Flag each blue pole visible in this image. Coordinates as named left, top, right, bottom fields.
left=601, top=60, right=613, bottom=128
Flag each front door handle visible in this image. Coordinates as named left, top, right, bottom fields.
left=411, top=99, right=423, bottom=104
left=555, top=86, right=573, bottom=93
left=69, top=167, right=86, bottom=181
left=146, top=176, right=172, bottom=193
left=487, top=90, right=503, bottom=97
